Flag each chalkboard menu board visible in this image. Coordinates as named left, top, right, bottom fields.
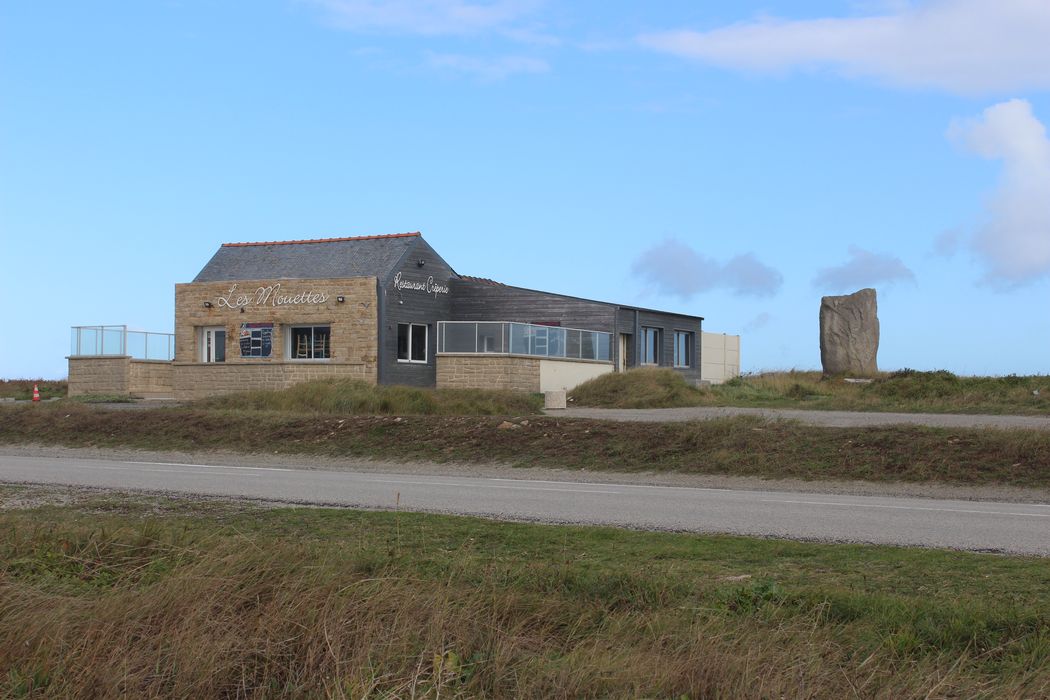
left=240, top=322, right=273, bottom=358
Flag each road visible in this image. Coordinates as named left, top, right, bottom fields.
left=557, top=406, right=1050, bottom=430
left=2, top=454, right=1048, bottom=555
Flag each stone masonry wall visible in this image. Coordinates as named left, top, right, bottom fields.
left=68, top=357, right=130, bottom=397
left=173, top=362, right=371, bottom=400
left=173, top=276, right=378, bottom=398
left=128, top=360, right=174, bottom=398
left=174, top=277, right=378, bottom=370
left=436, top=355, right=541, bottom=392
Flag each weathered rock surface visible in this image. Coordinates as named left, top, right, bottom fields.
left=820, top=288, right=879, bottom=376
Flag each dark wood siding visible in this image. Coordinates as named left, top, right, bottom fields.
left=634, top=309, right=703, bottom=384
left=379, top=239, right=457, bottom=387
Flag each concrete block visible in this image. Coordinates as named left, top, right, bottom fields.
left=544, top=390, right=567, bottom=410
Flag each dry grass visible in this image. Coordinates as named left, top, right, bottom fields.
left=0, top=495, right=1047, bottom=698
left=570, top=368, right=1050, bottom=414
left=200, top=379, right=543, bottom=416
left=3, top=402, right=1050, bottom=487
left=0, top=380, right=66, bottom=401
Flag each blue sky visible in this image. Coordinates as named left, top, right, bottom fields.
left=2, top=0, right=1049, bottom=378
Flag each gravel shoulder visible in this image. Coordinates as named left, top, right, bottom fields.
left=556, top=406, right=1050, bottom=430
left=3, top=443, right=1047, bottom=505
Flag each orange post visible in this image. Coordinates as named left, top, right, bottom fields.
left=32, top=384, right=40, bottom=402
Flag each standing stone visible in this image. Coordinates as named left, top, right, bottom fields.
left=819, top=288, right=879, bottom=376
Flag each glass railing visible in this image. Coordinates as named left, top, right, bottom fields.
left=70, top=325, right=175, bottom=361
left=437, top=321, right=611, bottom=362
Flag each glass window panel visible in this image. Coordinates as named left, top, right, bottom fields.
left=596, top=333, right=611, bottom=361
left=476, top=323, right=503, bottom=353
left=509, top=323, right=529, bottom=355
left=397, top=324, right=409, bottom=360
left=442, top=323, right=477, bottom=353
left=547, top=328, right=566, bottom=357
left=566, top=329, right=582, bottom=358
left=410, top=324, right=427, bottom=362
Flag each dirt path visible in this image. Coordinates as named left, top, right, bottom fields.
left=556, top=406, right=1050, bottom=430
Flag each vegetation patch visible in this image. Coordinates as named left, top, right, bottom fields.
left=4, top=403, right=1050, bottom=487
left=0, top=380, right=66, bottom=401
left=570, top=368, right=1050, bottom=414
left=200, top=379, right=543, bottom=416
left=0, top=493, right=1046, bottom=698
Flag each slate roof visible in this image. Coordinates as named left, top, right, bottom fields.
left=193, top=232, right=422, bottom=282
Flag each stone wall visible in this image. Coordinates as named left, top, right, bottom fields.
left=436, top=355, right=542, bottom=392
left=128, top=360, right=174, bottom=398
left=68, top=356, right=130, bottom=397
left=173, top=362, right=371, bottom=400
left=172, top=276, right=379, bottom=398
left=174, top=277, right=378, bottom=373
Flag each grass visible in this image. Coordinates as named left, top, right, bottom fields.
left=200, top=379, right=544, bottom=415
left=0, top=380, right=66, bottom=401
left=569, top=368, right=1050, bottom=414
left=0, top=488, right=1046, bottom=698
left=4, top=402, right=1050, bottom=487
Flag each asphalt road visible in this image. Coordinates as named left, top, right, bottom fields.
left=558, top=406, right=1050, bottom=430
left=2, top=454, right=1048, bottom=555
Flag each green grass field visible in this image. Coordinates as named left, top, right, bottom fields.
left=0, top=486, right=1046, bottom=698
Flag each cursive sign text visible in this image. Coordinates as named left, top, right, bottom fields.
left=393, top=272, right=449, bottom=298
left=216, top=283, right=330, bottom=309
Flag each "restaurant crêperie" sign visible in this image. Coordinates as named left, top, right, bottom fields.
left=216, top=283, right=330, bottom=309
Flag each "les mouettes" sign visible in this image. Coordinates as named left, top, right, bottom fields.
left=216, top=283, right=330, bottom=309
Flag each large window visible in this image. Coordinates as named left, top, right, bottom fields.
left=288, top=325, right=331, bottom=360
left=642, top=327, right=661, bottom=365
left=673, top=331, right=691, bottom=368
left=397, top=323, right=427, bottom=363
left=239, top=323, right=273, bottom=358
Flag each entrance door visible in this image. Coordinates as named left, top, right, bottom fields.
left=202, top=327, right=226, bottom=363
left=619, top=334, right=630, bottom=372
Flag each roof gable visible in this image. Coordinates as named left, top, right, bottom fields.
left=192, top=232, right=424, bottom=282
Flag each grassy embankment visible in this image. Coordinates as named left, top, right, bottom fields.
left=570, top=368, right=1050, bottom=414
left=3, top=400, right=1050, bottom=487
left=0, top=487, right=1046, bottom=698
left=0, top=380, right=66, bottom=402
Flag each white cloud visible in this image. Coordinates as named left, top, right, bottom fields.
left=813, top=246, right=915, bottom=291
left=948, top=99, right=1050, bottom=285
left=632, top=239, right=783, bottom=299
left=307, top=0, right=544, bottom=36
left=637, top=0, right=1050, bottom=94
left=426, top=52, right=548, bottom=80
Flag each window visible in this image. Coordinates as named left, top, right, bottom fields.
left=673, top=331, right=691, bottom=368
left=288, top=325, right=331, bottom=360
left=642, top=327, right=661, bottom=365
left=200, top=327, right=226, bottom=363
left=239, top=323, right=273, bottom=358
left=397, top=323, right=427, bottom=363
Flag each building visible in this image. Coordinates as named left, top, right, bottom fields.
left=67, top=232, right=740, bottom=398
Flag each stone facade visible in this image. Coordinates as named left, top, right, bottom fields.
left=68, top=357, right=174, bottom=397
left=68, top=357, right=131, bottom=396
left=172, top=276, right=378, bottom=398
left=128, top=360, right=174, bottom=398
left=173, top=362, right=370, bottom=400
left=436, top=355, right=542, bottom=392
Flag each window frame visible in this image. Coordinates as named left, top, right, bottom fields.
left=285, top=324, right=332, bottom=361
left=641, top=327, right=661, bottom=365
left=397, top=323, right=428, bottom=364
left=673, top=330, right=691, bottom=368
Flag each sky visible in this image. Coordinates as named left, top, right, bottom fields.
left=2, top=0, right=1049, bottom=378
